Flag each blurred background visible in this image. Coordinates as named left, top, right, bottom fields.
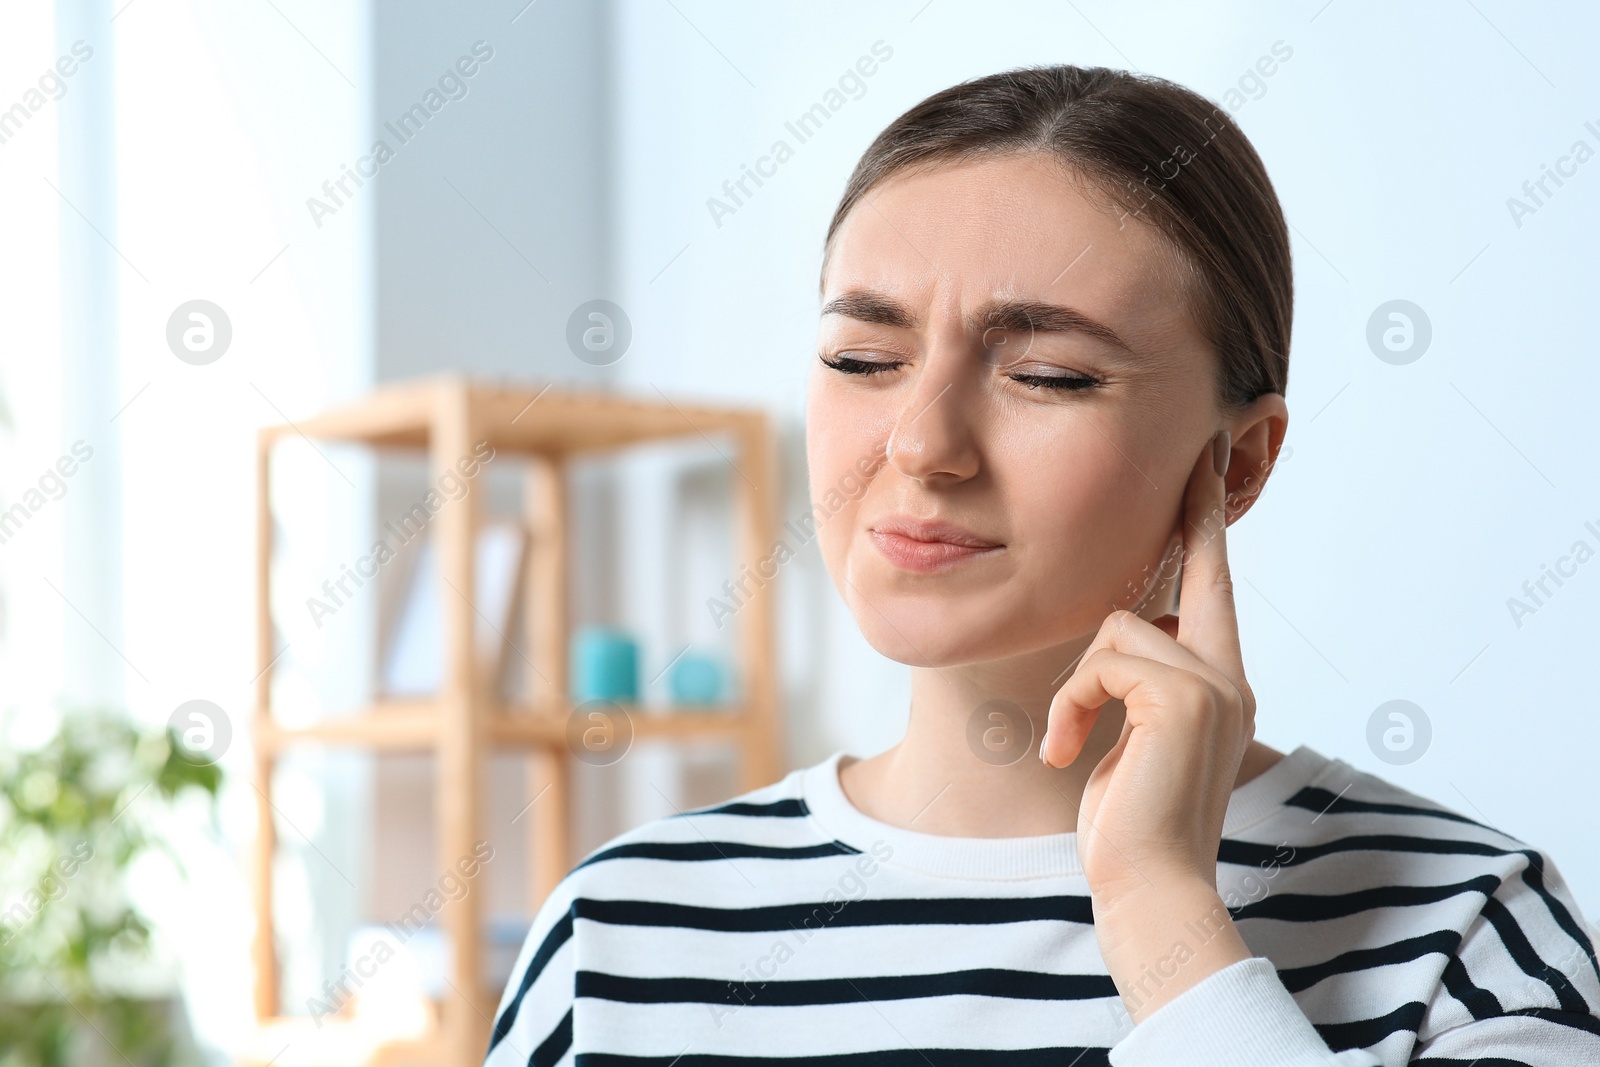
left=1, top=0, right=1597, bottom=1064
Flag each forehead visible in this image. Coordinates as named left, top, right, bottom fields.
left=824, top=153, right=1198, bottom=340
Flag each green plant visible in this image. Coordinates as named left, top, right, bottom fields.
left=0, top=707, right=222, bottom=1067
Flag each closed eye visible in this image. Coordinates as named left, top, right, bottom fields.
left=1008, top=370, right=1100, bottom=392
left=819, top=353, right=1101, bottom=392
left=819, top=353, right=899, bottom=376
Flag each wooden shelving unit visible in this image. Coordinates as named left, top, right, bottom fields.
left=247, top=375, right=783, bottom=1066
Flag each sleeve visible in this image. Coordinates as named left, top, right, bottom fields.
left=1408, top=849, right=1600, bottom=1064
left=1107, top=956, right=1383, bottom=1066
left=482, top=872, right=580, bottom=1067
left=1108, top=849, right=1600, bottom=1067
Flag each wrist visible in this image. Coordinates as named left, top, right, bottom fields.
left=1093, top=877, right=1252, bottom=1025
left=1094, top=869, right=1217, bottom=918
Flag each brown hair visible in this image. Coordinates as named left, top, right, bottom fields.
left=820, top=64, right=1293, bottom=408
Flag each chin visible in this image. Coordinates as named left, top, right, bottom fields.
left=855, top=619, right=994, bottom=668
left=842, top=583, right=1024, bottom=668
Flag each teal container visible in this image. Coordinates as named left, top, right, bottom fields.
left=669, top=652, right=725, bottom=707
left=571, top=626, right=639, bottom=703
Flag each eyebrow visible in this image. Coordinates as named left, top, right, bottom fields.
left=820, top=289, right=1134, bottom=353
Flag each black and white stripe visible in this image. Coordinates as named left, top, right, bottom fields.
left=483, top=747, right=1600, bottom=1066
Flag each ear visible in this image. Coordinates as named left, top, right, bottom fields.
left=1220, top=393, right=1289, bottom=525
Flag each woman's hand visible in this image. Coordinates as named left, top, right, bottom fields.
left=1040, top=429, right=1258, bottom=1023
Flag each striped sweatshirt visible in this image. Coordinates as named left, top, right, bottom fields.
left=482, top=744, right=1600, bottom=1065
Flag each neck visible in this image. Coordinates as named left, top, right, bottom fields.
left=839, top=639, right=1281, bottom=838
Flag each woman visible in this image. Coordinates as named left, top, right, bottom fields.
left=484, top=65, right=1600, bottom=1065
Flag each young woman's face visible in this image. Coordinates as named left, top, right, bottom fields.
left=807, top=152, right=1226, bottom=668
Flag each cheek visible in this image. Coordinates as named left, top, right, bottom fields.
left=1038, top=449, right=1170, bottom=529
left=1002, top=431, right=1181, bottom=621
left=805, top=376, right=846, bottom=516
left=805, top=375, right=882, bottom=567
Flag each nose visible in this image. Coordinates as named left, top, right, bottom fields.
left=883, top=354, right=981, bottom=485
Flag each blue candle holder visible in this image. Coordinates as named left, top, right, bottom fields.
left=571, top=625, right=639, bottom=704
left=669, top=651, right=725, bottom=707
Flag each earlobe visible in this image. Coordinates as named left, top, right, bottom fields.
left=1223, top=483, right=1263, bottom=524
left=1215, top=394, right=1288, bottom=526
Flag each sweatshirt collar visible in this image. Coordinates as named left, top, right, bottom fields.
left=799, top=745, right=1331, bottom=881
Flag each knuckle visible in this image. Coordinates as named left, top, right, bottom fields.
left=1211, top=563, right=1236, bottom=597
left=1197, top=685, right=1226, bottom=722
left=1209, top=680, right=1240, bottom=718
left=1174, top=675, right=1227, bottom=723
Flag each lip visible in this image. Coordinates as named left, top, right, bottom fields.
left=868, top=515, right=1004, bottom=574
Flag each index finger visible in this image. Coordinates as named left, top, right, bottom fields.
left=1175, top=430, right=1244, bottom=680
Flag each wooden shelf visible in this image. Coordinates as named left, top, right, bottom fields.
left=257, top=701, right=441, bottom=751
left=251, top=375, right=784, bottom=1066
left=258, top=373, right=766, bottom=457
left=258, top=702, right=753, bottom=752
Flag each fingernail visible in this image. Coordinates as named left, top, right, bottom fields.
left=1211, top=430, right=1231, bottom=478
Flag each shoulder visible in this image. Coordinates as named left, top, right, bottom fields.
left=492, top=762, right=828, bottom=1020
left=1230, top=749, right=1600, bottom=1019
left=1242, top=747, right=1553, bottom=862
left=1245, top=750, right=1593, bottom=911
left=549, top=759, right=837, bottom=902
left=1226, top=746, right=1598, bottom=954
